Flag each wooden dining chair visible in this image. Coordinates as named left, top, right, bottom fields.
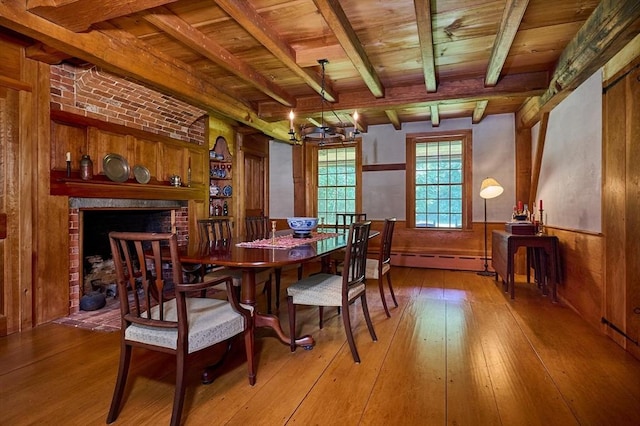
left=245, top=215, right=269, bottom=239
left=203, top=217, right=274, bottom=312
left=107, top=231, right=255, bottom=426
left=327, top=213, right=367, bottom=273
left=366, top=217, right=398, bottom=317
left=198, top=217, right=233, bottom=243
left=245, top=215, right=302, bottom=313
left=287, top=221, right=377, bottom=363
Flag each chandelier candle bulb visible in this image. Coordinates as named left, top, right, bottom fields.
left=289, top=110, right=294, bottom=130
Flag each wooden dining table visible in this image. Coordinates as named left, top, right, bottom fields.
left=177, top=230, right=362, bottom=349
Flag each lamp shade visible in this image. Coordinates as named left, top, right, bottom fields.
left=479, top=177, right=504, bottom=199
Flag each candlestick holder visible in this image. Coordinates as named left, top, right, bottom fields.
left=537, top=209, right=545, bottom=234
left=66, top=160, right=71, bottom=177
left=271, top=220, right=277, bottom=245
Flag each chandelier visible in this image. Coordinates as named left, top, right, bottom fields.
left=288, top=59, right=360, bottom=144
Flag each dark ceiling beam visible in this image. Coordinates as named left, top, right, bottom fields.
left=25, top=0, right=179, bottom=32
left=517, top=0, right=640, bottom=128
left=485, top=0, right=529, bottom=86
left=313, top=0, right=385, bottom=98
left=414, top=0, right=437, bottom=92
left=143, top=7, right=296, bottom=107
left=259, top=71, right=549, bottom=118
left=214, top=0, right=337, bottom=102
left=0, top=1, right=291, bottom=142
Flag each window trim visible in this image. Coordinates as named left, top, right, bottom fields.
left=304, top=140, right=363, bottom=219
left=406, top=131, right=473, bottom=230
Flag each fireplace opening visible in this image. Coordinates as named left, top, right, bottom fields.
left=68, top=199, right=190, bottom=313
left=81, top=209, right=173, bottom=298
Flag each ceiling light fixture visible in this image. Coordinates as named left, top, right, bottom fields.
left=289, top=59, right=360, bottom=145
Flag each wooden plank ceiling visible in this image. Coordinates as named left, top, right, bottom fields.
left=1, top=0, right=639, bottom=141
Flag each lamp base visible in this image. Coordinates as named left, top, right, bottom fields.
left=477, top=270, right=495, bottom=277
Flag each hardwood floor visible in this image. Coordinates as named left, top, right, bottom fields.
left=2, top=267, right=640, bottom=425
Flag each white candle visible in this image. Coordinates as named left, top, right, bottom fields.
left=289, top=110, right=294, bottom=130
left=66, top=152, right=71, bottom=162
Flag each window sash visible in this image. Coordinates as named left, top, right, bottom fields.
left=406, top=132, right=472, bottom=230
left=317, top=146, right=358, bottom=226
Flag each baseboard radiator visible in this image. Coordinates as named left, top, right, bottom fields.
left=390, top=252, right=493, bottom=272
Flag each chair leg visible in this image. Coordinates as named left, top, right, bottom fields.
left=378, top=277, right=391, bottom=317
left=386, top=271, right=398, bottom=307
left=318, top=306, right=324, bottom=329
left=170, top=351, right=187, bottom=426
left=106, top=344, right=132, bottom=424
left=342, top=300, right=361, bottom=363
left=287, top=296, right=297, bottom=353
left=361, top=294, right=378, bottom=342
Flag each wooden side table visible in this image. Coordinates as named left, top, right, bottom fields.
left=491, top=230, right=560, bottom=301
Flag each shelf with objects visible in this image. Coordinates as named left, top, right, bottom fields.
left=208, top=136, right=233, bottom=219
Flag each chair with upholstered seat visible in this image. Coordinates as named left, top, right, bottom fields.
left=202, top=217, right=274, bottom=311
left=287, top=221, right=376, bottom=363
left=107, top=231, right=254, bottom=426
left=327, top=213, right=367, bottom=273
left=366, top=217, right=397, bottom=317
left=245, top=215, right=302, bottom=313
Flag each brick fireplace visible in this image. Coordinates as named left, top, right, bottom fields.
left=68, top=198, right=189, bottom=313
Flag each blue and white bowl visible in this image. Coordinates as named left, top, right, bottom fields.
left=287, top=217, right=318, bottom=238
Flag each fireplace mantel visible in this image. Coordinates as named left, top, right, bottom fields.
left=51, top=170, right=205, bottom=201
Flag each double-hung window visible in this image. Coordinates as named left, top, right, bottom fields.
left=406, top=131, right=472, bottom=229
left=314, top=142, right=362, bottom=226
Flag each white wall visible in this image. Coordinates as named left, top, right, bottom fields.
left=270, top=114, right=516, bottom=223
left=268, top=140, right=294, bottom=218
left=532, top=70, right=602, bottom=233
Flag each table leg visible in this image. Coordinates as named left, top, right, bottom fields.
left=241, top=269, right=315, bottom=349
left=509, top=244, right=515, bottom=299
left=549, top=241, right=559, bottom=303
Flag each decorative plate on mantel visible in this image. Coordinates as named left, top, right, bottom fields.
left=133, top=164, right=151, bottom=184
left=103, top=153, right=130, bottom=182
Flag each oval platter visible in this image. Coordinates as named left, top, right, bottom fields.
left=133, top=164, right=151, bottom=184
left=103, top=153, right=130, bottom=182
left=222, top=185, right=232, bottom=197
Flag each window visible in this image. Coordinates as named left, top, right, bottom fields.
left=314, top=143, right=361, bottom=226
left=406, top=131, right=472, bottom=229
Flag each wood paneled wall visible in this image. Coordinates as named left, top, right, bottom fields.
left=603, top=58, right=640, bottom=359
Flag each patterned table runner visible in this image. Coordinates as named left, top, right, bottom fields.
left=236, top=232, right=339, bottom=249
